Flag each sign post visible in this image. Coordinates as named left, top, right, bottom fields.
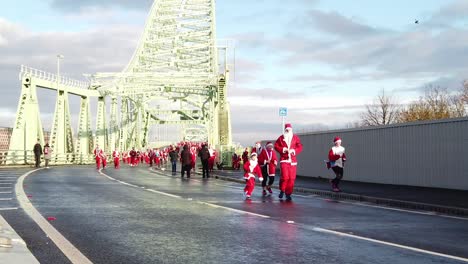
left=279, top=107, right=287, bottom=133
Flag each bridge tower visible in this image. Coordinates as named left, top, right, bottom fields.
left=92, top=0, right=232, bottom=150
left=7, top=0, right=233, bottom=165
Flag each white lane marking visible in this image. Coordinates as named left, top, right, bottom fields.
left=313, top=227, right=468, bottom=263
left=0, top=207, right=18, bottom=211
left=181, top=177, right=245, bottom=190
left=0, top=187, right=12, bottom=189
left=294, top=194, right=316, bottom=198
left=102, top=170, right=270, bottom=218
left=0, top=198, right=13, bottom=201
left=0, top=191, right=12, bottom=194
left=319, top=198, right=468, bottom=221
left=0, top=183, right=12, bottom=185
left=16, top=169, right=93, bottom=264
left=145, top=189, right=181, bottom=199
left=100, top=170, right=183, bottom=199
left=197, top=201, right=270, bottom=218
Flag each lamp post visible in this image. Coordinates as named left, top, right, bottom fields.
left=56, top=54, right=64, bottom=162
left=57, top=54, right=64, bottom=89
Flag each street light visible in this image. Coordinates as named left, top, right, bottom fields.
left=57, top=54, right=64, bottom=89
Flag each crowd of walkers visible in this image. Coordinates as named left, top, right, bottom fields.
left=33, top=122, right=346, bottom=201
left=90, top=123, right=347, bottom=201
left=94, top=124, right=346, bottom=201
left=93, top=141, right=220, bottom=179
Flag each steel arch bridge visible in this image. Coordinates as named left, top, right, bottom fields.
left=7, top=0, right=233, bottom=165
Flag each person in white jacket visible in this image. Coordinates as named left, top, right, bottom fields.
left=328, top=137, right=347, bottom=192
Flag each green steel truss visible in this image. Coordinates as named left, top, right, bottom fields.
left=7, top=0, right=232, bottom=164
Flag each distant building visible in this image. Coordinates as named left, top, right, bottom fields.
left=0, top=127, right=51, bottom=153
left=0, top=127, right=13, bottom=153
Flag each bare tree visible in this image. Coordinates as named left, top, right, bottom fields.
left=360, top=89, right=400, bottom=126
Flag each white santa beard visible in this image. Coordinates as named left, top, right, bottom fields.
left=284, top=132, right=293, bottom=146
left=249, top=160, right=258, bottom=169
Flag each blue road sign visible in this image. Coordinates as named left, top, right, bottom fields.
left=279, top=107, right=287, bottom=116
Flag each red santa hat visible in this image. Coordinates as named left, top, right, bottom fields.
left=250, top=152, right=257, bottom=157
left=333, top=137, right=342, bottom=143
left=266, top=142, right=273, bottom=147
left=285, top=123, right=292, bottom=130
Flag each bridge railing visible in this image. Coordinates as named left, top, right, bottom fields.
left=1, top=150, right=95, bottom=166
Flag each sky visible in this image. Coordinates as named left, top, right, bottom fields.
left=1, top=0, right=468, bottom=146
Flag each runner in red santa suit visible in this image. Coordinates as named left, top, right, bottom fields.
left=274, top=123, right=303, bottom=201
left=243, top=153, right=263, bottom=200
left=208, top=146, right=215, bottom=172
left=190, top=146, right=197, bottom=172
left=251, top=141, right=263, bottom=156
left=101, top=152, right=107, bottom=169
left=258, top=142, right=278, bottom=196
left=129, top=147, right=137, bottom=167
left=93, top=144, right=103, bottom=170
left=113, top=148, right=121, bottom=169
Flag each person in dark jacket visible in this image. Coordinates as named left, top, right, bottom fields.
left=180, top=145, right=192, bottom=178
left=33, top=139, right=43, bottom=168
left=198, top=144, right=210, bottom=178
left=169, top=146, right=178, bottom=174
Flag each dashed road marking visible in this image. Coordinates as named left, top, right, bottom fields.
left=0, top=207, right=18, bottom=211
left=197, top=201, right=270, bottom=218
left=312, top=227, right=468, bottom=263
left=103, top=167, right=468, bottom=260
left=101, top=169, right=269, bottom=218
left=315, top=197, right=468, bottom=221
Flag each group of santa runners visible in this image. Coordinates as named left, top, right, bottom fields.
left=93, top=141, right=219, bottom=174
left=242, top=123, right=347, bottom=201
left=93, top=123, right=347, bottom=202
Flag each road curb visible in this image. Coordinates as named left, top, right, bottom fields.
left=0, top=208, right=39, bottom=264
left=213, top=174, right=468, bottom=217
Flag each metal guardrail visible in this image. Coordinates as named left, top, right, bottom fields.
left=20, top=65, right=89, bottom=89
left=0, top=151, right=96, bottom=166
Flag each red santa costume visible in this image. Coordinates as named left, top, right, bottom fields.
left=251, top=142, right=263, bottom=156
left=102, top=152, right=107, bottom=168
left=328, top=137, right=347, bottom=192
left=258, top=142, right=278, bottom=196
left=243, top=153, right=263, bottom=200
left=208, top=147, right=215, bottom=171
left=94, top=145, right=103, bottom=170
left=241, top=149, right=249, bottom=164
left=129, top=149, right=137, bottom=167
left=155, top=149, right=161, bottom=168
left=113, top=149, right=121, bottom=169
left=190, top=147, right=197, bottom=172
left=274, top=123, right=303, bottom=201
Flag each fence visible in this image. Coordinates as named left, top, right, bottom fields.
left=0, top=150, right=95, bottom=166
left=268, top=117, right=468, bottom=190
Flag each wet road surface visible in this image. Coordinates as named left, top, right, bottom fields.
left=4, top=166, right=468, bottom=264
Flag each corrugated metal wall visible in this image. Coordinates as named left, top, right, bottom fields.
left=266, top=117, right=468, bottom=190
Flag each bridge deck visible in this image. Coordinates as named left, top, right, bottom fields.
left=1, top=165, right=468, bottom=263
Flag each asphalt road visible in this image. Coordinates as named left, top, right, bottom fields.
left=3, top=165, right=468, bottom=264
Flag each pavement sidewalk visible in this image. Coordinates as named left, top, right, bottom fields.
left=0, top=215, right=39, bottom=264
left=212, top=169, right=468, bottom=216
